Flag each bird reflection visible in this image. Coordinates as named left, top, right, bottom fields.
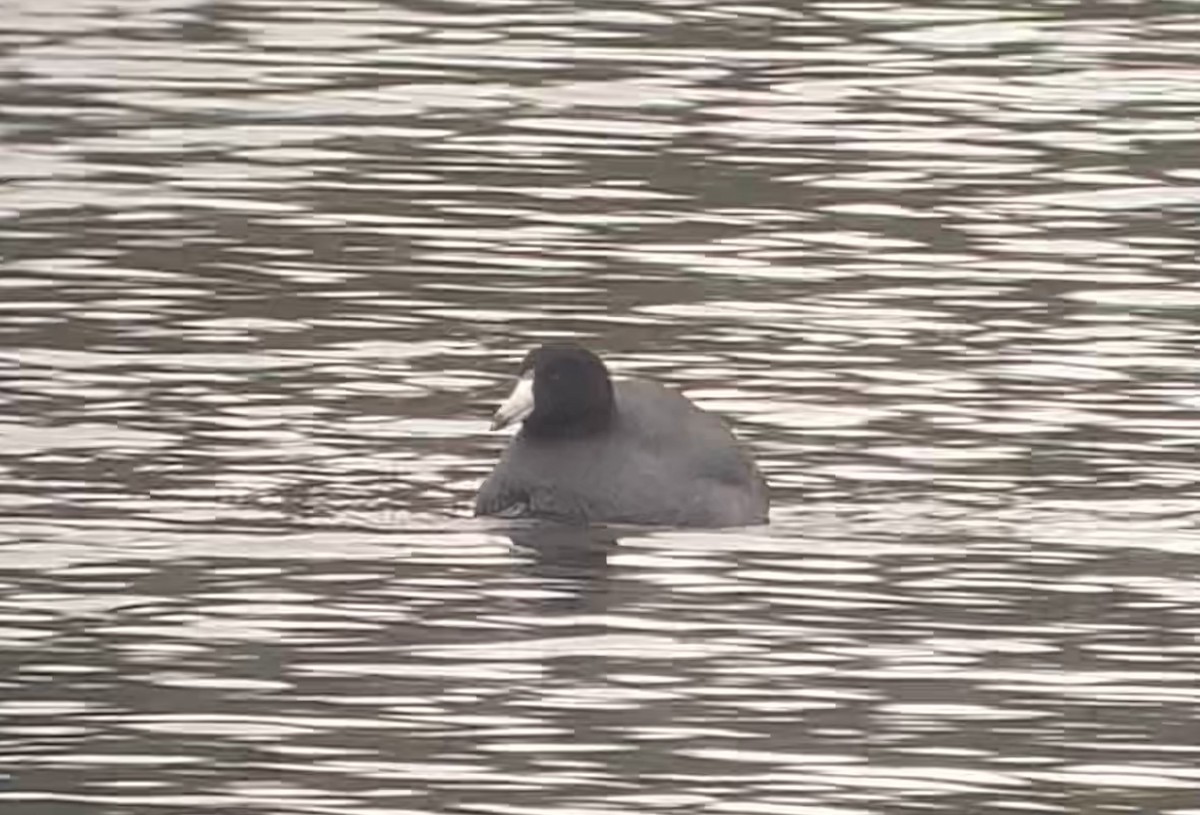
left=506, top=523, right=620, bottom=605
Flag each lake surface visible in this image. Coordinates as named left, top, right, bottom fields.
left=2, top=0, right=1199, bottom=813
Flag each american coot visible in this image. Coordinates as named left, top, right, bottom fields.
left=475, top=344, right=769, bottom=527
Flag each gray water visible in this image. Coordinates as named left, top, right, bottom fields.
left=3, top=0, right=1200, bottom=813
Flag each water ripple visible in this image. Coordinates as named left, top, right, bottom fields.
left=4, top=0, right=1200, bottom=812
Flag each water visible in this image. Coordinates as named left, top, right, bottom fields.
left=2, top=0, right=1200, bottom=812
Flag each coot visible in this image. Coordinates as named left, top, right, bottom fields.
left=474, top=344, right=769, bottom=527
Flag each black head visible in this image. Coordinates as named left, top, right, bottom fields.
left=492, top=344, right=615, bottom=438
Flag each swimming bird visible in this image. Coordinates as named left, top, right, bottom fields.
left=474, top=344, right=769, bottom=527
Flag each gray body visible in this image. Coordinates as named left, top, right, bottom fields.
left=475, top=379, right=769, bottom=527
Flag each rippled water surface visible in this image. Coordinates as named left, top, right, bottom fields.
left=3, top=0, right=1200, bottom=812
